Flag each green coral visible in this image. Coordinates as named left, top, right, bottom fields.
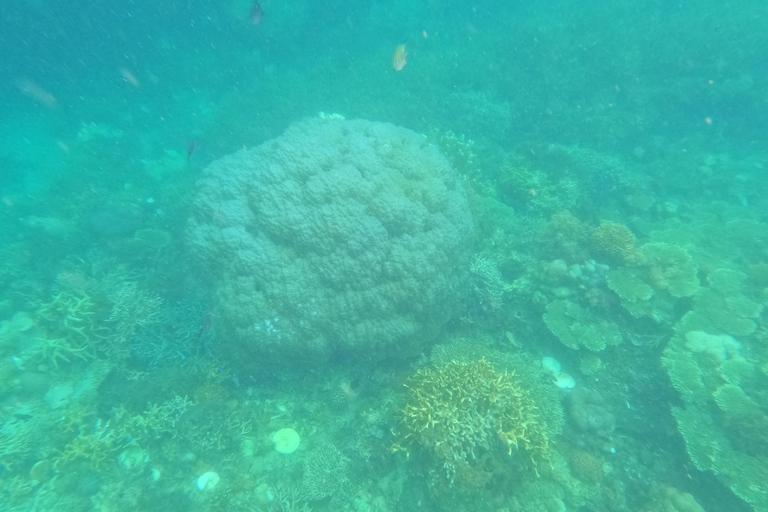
left=674, top=402, right=768, bottom=511
left=678, top=287, right=757, bottom=337
left=642, top=485, right=705, bottom=512
left=661, top=343, right=709, bottom=404
left=395, top=358, right=551, bottom=483
left=663, top=327, right=768, bottom=510
left=606, top=242, right=698, bottom=323
left=707, top=267, right=746, bottom=295
left=301, top=444, right=352, bottom=502
left=642, top=242, right=700, bottom=298
left=606, top=267, right=653, bottom=303
left=590, top=220, right=637, bottom=264
left=26, top=290, right=97, bottom=367
left=713, top=384, right=758, bottom=418
left=543, top=299, right=622, bottom=351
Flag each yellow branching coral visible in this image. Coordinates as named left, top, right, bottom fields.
left=394, top=358, right=550, bottom=483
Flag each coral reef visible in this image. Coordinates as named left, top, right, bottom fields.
left=301, top=444, right=352, bottom=502
left=663, top=321, right=768, bottom=509
left=395, top=358, right=551, bottom=483
left=606, top=242, right=699, bottom=323
left=590, top=220, right=637, bottom=264
left=543, top=299, right=622, bottom=351
left=641, top=485, right=705, bottom=512
left=468, top=255, right=508, bottom=316
left=58, top=418, right=119, bottom=468
left=187, top=117, right=475, bottom=364
left=567, top=387, right=615, bottom=441
left=431, top=338, right=565, bottom=437
left=569, top=450, right=604, bottom=484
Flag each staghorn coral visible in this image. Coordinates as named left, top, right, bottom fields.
left=26, top=290, right=97, bottom=367
left=58, top=418, right=120, bottom=469
left=394, top=358, right=551, bottom=483
left=187, top=117, right=474, bottom=364
left=430, top=338, right=565, bottom=437
left=100, top=280, right=164, bottom=359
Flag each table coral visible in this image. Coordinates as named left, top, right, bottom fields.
left=663, top=328, right=768, bottom=510
left=606, top=241, right=699, bottom=323
left=543, top=299, right=622, bottom=351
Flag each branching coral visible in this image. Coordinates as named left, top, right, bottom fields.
left=101, top=281, right=163, bottom=358
left=26, top=290, right=97, bottom=367
left=58, top=419, right=119, bottom=469
left=395, top=358, right=551, bottom=483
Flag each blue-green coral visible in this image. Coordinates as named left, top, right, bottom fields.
left=544, top=299, right=622, bottom=351
left=188, top=117, right=475, bottom=364
left=663, top=327, right=768, bottom=510
left=606, top=242, right=699, bottom=323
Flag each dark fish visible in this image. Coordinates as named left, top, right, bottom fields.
left=187, top=139, right=196, bottom=163
left=250, top=1, right=263, bottom=25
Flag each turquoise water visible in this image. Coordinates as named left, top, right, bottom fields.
left=1, top=1, right=767, bottom=511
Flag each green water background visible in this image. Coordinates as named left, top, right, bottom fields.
left=1, top=1, right=767, bottom=511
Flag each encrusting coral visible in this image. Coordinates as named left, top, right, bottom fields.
left=394, top=358, right=551, bottom=484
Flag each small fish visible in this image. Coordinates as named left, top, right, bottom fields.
left=15, top=78, right=57, bottom=107
left=198, top=312, right=213, bottom=339
left=250, top=1, right=263, bottom=26
left=120, top=68, right=141, bottom=88
left=392, top=44, right=408, bottom=71
left=187, top=139, right=196, bottom=163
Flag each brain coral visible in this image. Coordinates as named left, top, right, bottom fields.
left=187, top=118, right=474, bottom=362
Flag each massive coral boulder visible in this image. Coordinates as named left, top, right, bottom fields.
left=187, top=118, right=474, bottom=363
